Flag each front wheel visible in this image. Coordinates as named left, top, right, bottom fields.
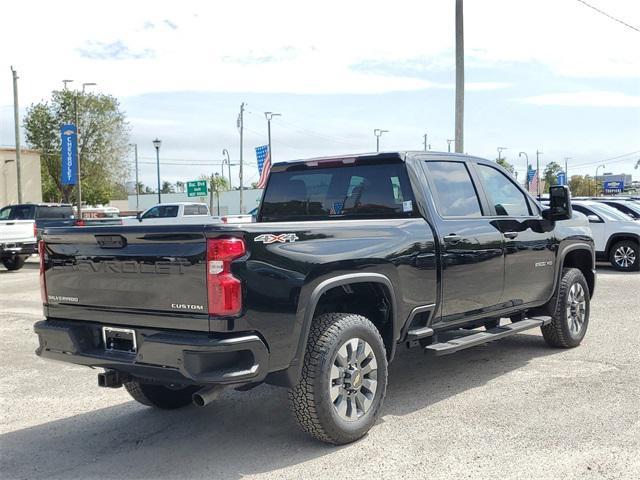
left=2, top=255, right=28, bottom=271
left=609, top=240, right=639, bottom=272
left=124, top=380, right=199, bottom=409
left=541, top=268, right=590, bottom=348
left=289, top=313, right=388, bottom=445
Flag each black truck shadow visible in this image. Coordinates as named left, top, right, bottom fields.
left=1, top=333, right=560, bottom=479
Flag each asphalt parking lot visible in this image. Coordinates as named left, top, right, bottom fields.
left=1, top=259, right=639, bottom=480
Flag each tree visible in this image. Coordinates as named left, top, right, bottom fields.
left=175, top=181, right=185, bottom=193
left=569, top=175, right=596, bottom=196
left=542, top=161, right=563, bottom=193
left=161, top=181, right=175, bottom=194
left=198, top=173, right=230, bottom=193
left=24, top=89, right=130, bottom=204
left=496, top=157, right=515, bottom=174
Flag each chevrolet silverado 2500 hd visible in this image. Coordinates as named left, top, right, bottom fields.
left=34, top=151, right=595, bottom=444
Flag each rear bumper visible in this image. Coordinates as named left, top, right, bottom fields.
left=34, top=319, right=269, bottom=386
left=0, top=241, right=37, bottom=256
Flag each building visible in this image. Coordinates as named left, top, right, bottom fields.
left=596, top=173, right=634, bottom=194
left=127, top=189, right=264, bottom=215
left=0, top=147, right=42, bottom=206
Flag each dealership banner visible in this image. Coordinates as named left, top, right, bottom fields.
left=60, top=124, right=77, bottom=185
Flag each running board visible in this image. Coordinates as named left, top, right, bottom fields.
left=425, top=317, right=550, bottom=356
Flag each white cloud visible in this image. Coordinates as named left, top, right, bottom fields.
left=519, top=91, right=640, bottom=107
left=2, top=0, right=639, bottom=106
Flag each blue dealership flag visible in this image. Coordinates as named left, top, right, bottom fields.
left=557, top=172, right=566, bottom=186
left=60, top=124, right=78, bottom=185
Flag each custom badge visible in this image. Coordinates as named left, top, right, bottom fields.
left=254, top=233, right=299, bottom=244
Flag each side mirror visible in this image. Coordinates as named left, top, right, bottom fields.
left=542, top=185, right=572, bottom=221
left=587, top=214, right=601, bottom=223
left=136, top=213, right=143, bottom=222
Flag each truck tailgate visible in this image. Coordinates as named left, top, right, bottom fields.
left=42, top=225, right=209, bottom=331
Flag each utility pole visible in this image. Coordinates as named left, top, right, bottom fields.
left=564, top=157, right=571, bottom=187
left=264, top=112, right=281, bottom=161
left=153, top=138, right=162, bottom=203
left=447, top=139, right=454, bottom=153
left=238, top=103, right=245, bottom=213
left=497, top=147, right=507, bottom=161
left=536, top=150, right=542, bottom=198
left=74, top=93, right=82, bottom=218
left=454, top=0, right=464, bottom=153
left=374, top=129, right=388, bottom=152
left=595, top=164, right=606, bottom=197
left=130, top=144, right=139, bottom=211
left=11, top=67, right=22, bottom=203
left=423, top=133, right=429, bottom=151
left=518, top=152, right=529, bottom=190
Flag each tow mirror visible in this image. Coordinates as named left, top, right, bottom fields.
left=542, top=185, right=572, bottom=221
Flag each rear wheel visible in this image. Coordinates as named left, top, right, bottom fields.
left=2, top=255, right=28, bottom=271
left=609, top=240, right=639, bottom=272
left=125, top=380, right=199, bottom=409
left=541, top=268, right=590, bottom=348
left=289, top=313, right=388, bottom=445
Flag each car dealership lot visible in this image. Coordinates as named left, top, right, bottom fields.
left=1, top=259, right=638, bottom=480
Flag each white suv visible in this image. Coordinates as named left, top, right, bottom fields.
left=571, top=200, right=639, bottom=272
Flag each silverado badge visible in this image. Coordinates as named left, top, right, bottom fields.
left=254, top=233, right=299, bottom=244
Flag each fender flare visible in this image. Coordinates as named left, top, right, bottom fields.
left=287, top=273, right=397, bottom=383
left=604, top=233, right=640, bottom=256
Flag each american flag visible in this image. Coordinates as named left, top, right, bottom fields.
left=256, top=145, right=271, bottom=188
left=528, top=168, right=539, bottom=196
left=255, top=145, right=271, bottom=189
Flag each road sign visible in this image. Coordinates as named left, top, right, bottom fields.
left=60, top=124, right=77, bottom=185
left=603, top=180, right=624, bottom=194
left=187, top=180, right=208, bottom=197
left=556, top=172, right=566, bottom=186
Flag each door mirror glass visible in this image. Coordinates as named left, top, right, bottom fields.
left=542, top=185, right=572, bottom=221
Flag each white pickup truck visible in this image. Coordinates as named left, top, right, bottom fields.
left=121, top=202, right=222, bottom=226
left=0, top=219, right=37, bottom=270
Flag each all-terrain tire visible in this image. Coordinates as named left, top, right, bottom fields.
left=2, top=255, right=28, bottom=271
left=608, top=240, right=639, bottom=272
left=124, top=380, right=199, bottom=409
left=289, top=313, right=388, bottom=445
left=541, top=268, right=590, bottom=348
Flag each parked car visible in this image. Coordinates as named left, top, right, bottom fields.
left=591, top=198, right=640, bottom=221
left=121, top=202, right=220, bottom=225
left=0, top=203, right=75, bottom=239
left=570, top=200, right=639, bottom=271
left=35, top=151, right=596, bottom=444
left=0, top=219, right=37, bottom=270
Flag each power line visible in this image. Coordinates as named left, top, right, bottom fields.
left=568, top=150, right=640, bottom=169
left=576, top=0, right=640, bottom=33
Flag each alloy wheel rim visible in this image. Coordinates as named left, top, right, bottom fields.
left=566, top=283, right=586, bottom=336
left=614, top=246, right=636, bottom=268
left=329, top=337, right=378, bottom=422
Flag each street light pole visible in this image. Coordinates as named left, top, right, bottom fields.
left=264, top=112, right=281, bottom=161
left=595, top=164, right=605, bottom=197
left=130, top=144, right=139, bottom=211
left=238, top=103, right=245, bottom=213
left=222, top=148, right=232, bottom=188
left=73, top=81, right=96, bottom=219
left=518, top=152, right=529, bottom=190
left=447, top=139, right=454, bottom=153
left=374, top=129, right=388, bottom=152
left=454, top=0, right=464, bottom=153
left=536, top=150, right=542, bottom=198
left=497, top=147, right=507, bottom=161
left=153, top=138, right=162, bottom=204
left=10, top=66, right=22, bottom=203
left=423, top=133, right=429, bottom=151
left=564, top=157, right=571, bottom=187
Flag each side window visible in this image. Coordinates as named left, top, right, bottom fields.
left=141, top=207, right=160, bottom=219
left=0, top=207, right=9, bottom=220
left=572, top=205, right=601, bottom=222
left=477, top=165, right=531, bottom=216
left=183, top=205, right=198, bottom=216
left=424, top=161, right=482, bottom=217
left=160, top=206, right=179, bottom=218
left=198, top=205, right=208, bottom=215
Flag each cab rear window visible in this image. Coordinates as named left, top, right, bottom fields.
left=259, top=162, right=417, bottom=222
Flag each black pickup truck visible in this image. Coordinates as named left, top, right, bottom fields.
left=35, top=152, right=595, bottom=444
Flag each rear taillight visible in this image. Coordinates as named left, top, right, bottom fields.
left=74, top=219, right=86, bottom=226
left=206, top=237, right=245, bottom=316
left=33, top=223, right=37, bottom=239
left=39, top=240, right=47, bottom=304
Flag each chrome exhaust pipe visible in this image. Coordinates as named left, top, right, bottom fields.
left=192, top=385, right=226, bottom=407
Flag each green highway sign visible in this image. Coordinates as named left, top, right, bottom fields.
left=187, top=180, right=208, bottom=197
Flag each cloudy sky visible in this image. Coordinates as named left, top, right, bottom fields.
left=1, top=0, right=639, bottom=188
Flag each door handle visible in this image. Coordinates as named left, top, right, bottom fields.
left=444, top=234, right=462, bottom=244
left=503, top=231, right=519, bottom=239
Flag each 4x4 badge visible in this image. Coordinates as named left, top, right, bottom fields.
left=255, top=233, right=299, bottom=244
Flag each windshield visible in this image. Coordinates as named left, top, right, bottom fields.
left=588, top=202, right=635, bottom=222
